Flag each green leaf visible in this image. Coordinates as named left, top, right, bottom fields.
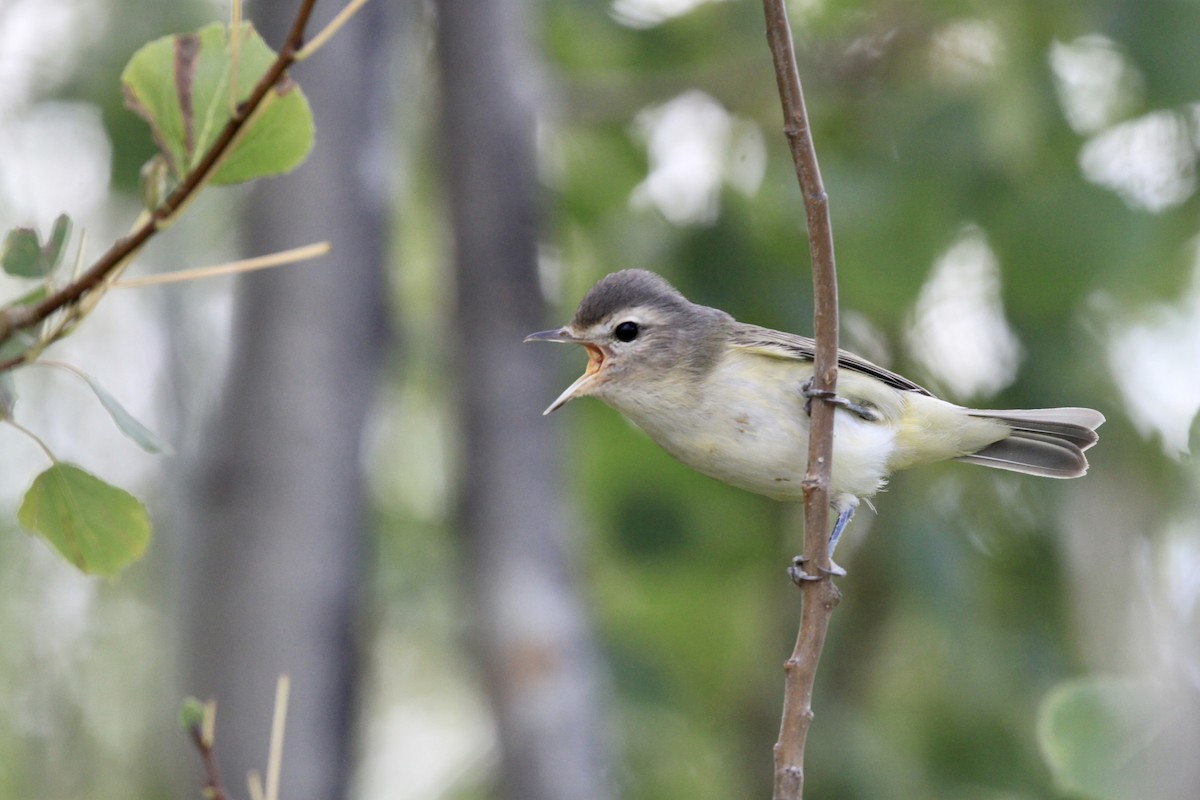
left=1038, top=675, right=1200, bottom=800
left=178, top=696, right=206, bottom=734
left=210, top=81, right=315, bottom=185
left=43, top=214, right=72, bottom=272
left=18, top=463, right=152, bottom=577
left=1, top=215, right=72, bottom=277
left=74, top=369, right=170, bottom=454
left=2, top=228, right=43, bottom=277
left=121, top=22, right=314, bottom=188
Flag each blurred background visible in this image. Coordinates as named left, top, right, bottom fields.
left=0, top=0, right=1198, bottom=798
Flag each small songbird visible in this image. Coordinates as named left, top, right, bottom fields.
left=525, top=269, right=1103, bottom=575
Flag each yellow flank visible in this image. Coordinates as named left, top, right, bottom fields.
left=888, top=392, right=1009, bottom=471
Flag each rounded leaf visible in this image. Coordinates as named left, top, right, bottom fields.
left=18, top=463, right=152, bottom=577
left=1, top=215, right=72, bottom=277
left=2, top=228, right=43, bottom=278
left=1038, top=675, right=1200, bottom=800
left=121, top=22, right=314, bottom=188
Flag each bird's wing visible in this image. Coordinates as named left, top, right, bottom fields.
left=729, top=323, right=933, bottom=396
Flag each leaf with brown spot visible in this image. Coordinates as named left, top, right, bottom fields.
left=121, top=22, right=314, bottom=190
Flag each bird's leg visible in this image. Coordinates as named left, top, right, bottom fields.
left=823, top=504, right=853, bottom=577
left=788, top=502, right=855, bottom=584
left=800, top=378, right=881, bottom=422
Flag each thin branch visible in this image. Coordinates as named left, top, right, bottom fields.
left=296, top=0, right=373, bottom=61
left=188, top=700, right=234, bottom=800
left=2, top=418, right=59, bottom=464
left=762, top=1, right=843, bottom=799
left=202, top=698, right=218, bottom=751
left=115, top=241, right=330, bottom=288
left=264, top=674, right=290, bottom=800
left=0, top=0, right=321, bottom=370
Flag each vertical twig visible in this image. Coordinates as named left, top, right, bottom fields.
left=188, top=700, right=234, bottom=800
left=761, top=1, right=842, bottom=798
left=264, top=674, right=290, bottom=800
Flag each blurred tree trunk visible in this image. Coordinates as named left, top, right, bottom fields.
left=176, top=1, right=395, bottom=798
left=434, top=1, right=615, bottom=798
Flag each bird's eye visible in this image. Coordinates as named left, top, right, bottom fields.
left=614, top=321, right=640, bottom=342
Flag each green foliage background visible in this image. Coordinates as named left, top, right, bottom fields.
left=1, top=0, right=1198, bottom=798
left=497, top=1, right=1197, bottom=797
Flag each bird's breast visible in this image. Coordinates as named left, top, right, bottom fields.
left=600, top=352, right=899, bottom=501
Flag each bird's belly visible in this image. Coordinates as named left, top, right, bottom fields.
left=653, top=402, right=811, bottom=499
left=827, top=412, right=898, bottom=499
left=622, top=388, right=895, bottom=502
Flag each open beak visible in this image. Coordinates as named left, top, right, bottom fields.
left=524, top=327, right=607, bottom=415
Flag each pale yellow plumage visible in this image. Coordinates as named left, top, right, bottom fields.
left=526, top=269, right=1104, bottom=570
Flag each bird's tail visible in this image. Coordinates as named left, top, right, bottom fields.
left=957, top=407, right=1105, bottom=478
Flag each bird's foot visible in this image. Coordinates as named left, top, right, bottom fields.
left=788, top=555, right=846, bottom=585
left=788, top=556, right=819, bottom=584
left=800, top=379, right=881, bottom=422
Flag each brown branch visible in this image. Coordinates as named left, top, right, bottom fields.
left=762, top=1, right=842, bottom=798
left=189, top=723, right=235, bottom=800
left=0, top=0, right=321, bottom=373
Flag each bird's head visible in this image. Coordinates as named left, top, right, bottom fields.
left=524, top=269, right=730, bottom=414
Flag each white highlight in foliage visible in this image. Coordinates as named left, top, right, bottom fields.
left=0, top=102, right=111, bottom=229
left=0, top=0, right=102, bottom=116
left=905, top=226, right=1023, bottom=400
left=1103, top=251, right=1200, bottom=459
left=1050, top=35, right=1143, bottom=136
left=1162, top=521, right=1200, bottom=625
left=1051, top=35, right=1195, bottom=213
left=610, top=0, right=727, bottom=28
left=928, top=18, right=1006, bottom=86
left=630, top=90, right=765, bottom=226
left=1079, top=110, right=1197, bottom=212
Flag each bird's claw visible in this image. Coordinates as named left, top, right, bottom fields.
left=799, top=379, right=881, bottom=422
left=788, top=556, right=820, bottom=584
left=799, top=379, right=834, bottom=417
left=788, top=555, right=846, bottom=584
left=822, top=560, right=847, bottom=577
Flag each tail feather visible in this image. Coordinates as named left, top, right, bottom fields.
left=957, top=407, right=1104, bottom=479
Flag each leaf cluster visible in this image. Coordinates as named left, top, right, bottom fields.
left=1, top=11, right=321, bottom=577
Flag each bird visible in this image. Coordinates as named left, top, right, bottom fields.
left=525, top=269, right=1103, bottom=576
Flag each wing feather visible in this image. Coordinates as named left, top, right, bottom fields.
left=729, top=323, right=932, bottom=395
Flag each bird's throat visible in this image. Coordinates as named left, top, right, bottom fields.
left=584, top=344, right=605, bottom=376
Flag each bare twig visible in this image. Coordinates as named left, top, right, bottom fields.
left=0, top=0, right=322, bottom=373
left=115, top=242, right=330, bottom=288
left=188, top=700, right=234, bottom=800
left=264, top=675, right=290, bottom=800
left=185, top=677, right=288, bottom=800
left=296, top=0, right=372, bottom=60
left=1, top=418, right=59, bottom=463
left=761, top=1, right=842, bottom=798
